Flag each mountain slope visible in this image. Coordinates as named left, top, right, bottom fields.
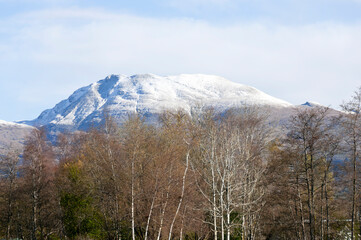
left=25, top=74, right=293, bottom=131
left=0, top=120, right=35, bottom=154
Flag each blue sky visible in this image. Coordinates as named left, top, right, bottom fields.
left=1, top=0, right=361, bottom=121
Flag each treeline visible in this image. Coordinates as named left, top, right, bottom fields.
left=1, top=88, right=361, bottom=240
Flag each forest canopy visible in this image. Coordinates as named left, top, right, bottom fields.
left=1, top=87, right=361, bottom=240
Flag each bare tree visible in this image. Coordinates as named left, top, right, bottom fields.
left=190, top=108, right=220, bottom=240
left=192, top=107, right=271, bottom=240
left=341, top=87, right=361, bottom=239
left=80, top=117, right=126, bottom=239
left=285, top=106, right=337, bottom=240
left=260, top=142, right=307, bottom=239
left=22, top=128, right=57, bottom=240
left=0, top=149, right=21, bottom=239
left=319, top=116, right=341, bottom=239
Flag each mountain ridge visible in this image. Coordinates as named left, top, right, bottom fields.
left=22, top=73, right=293, bottom=132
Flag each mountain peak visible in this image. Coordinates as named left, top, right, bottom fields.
left=25, top=74, right=292, bottom=132
left=130, top=73, right=158, bottom=79
left=301, top=101, right=324, bottom=107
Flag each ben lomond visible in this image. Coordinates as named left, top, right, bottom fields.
left=21, top=74, right=295, bottom=131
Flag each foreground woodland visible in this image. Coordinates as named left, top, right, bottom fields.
left=1, top=88, right=361, bottom=240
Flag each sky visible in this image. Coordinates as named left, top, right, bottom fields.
left=1, top=0, right=361, bottom=121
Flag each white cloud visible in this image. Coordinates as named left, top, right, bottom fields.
left=1, top=7, right=361, bottom=120
left=164, top=0, right=234, bottom=11
left=168, top=0, right=231, bottom=6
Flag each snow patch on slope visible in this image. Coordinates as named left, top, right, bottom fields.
left=0, top=120, right=33, bottom=129
left=0, top=120, right=34, bottom=154
left=25, top=73, right=292, bottom=131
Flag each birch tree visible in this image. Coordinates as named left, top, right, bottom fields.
left=192, top=107, right=271, bottom=240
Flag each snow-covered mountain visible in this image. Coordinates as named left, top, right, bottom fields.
left=23, top=74, right=293, bottom=132
left=0, top=120, right=35, bottom=154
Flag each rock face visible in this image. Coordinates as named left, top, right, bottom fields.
left=23, top=74, right=293, bottom=133
left=0, top=120, right=35, bottom=154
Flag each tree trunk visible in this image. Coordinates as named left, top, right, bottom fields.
left=305, top=156, right=314, bottom=240
left=297, top=175, right=306, bottom=240
left=32, top=174, right=38, bottom=240
left=157, top=165, right=173, bottom=240
left=226, top=170, right=231, bottom=240
left=310, top=154, right=315, bottom=240
left=131, top=158, right=136, bottom=240
left=351, top=137, right=357, bottom=240
left=325, top=178, right=330, bottom=240
left=211, top=158, right=218, bottom=240
left=168, top=152, right=189, bottom=240
left=320, top=183, right=324, bottom=240
left=145, top=177, right=158, bottom=240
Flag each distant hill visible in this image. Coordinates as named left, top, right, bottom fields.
left=0, top=120, right=35, bottom=154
